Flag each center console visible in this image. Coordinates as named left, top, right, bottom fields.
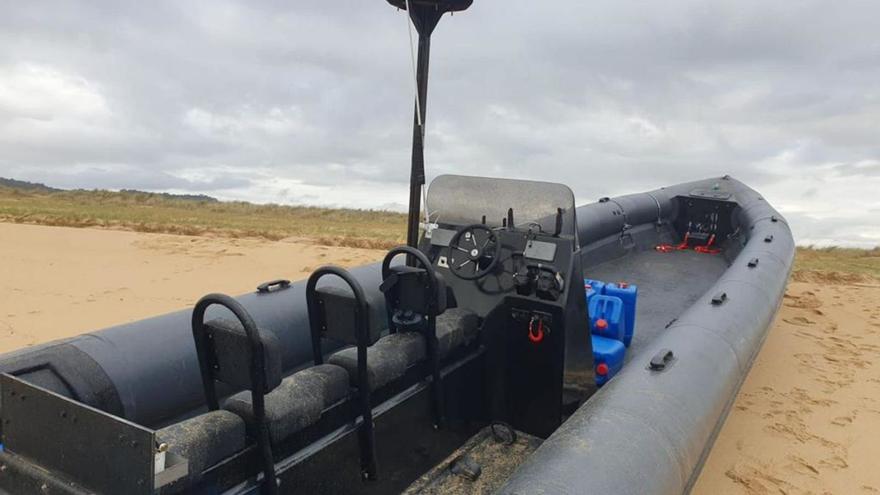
left=419, top=175, right=596, bottom=438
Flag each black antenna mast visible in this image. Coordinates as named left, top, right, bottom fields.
left=386, top=0, right=473, bottom=255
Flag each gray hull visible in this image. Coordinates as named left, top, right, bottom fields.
left=501, top=176, right=794, bottom=494
left=0, top=176, right=794, bottom=494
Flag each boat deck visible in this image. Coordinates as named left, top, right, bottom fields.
left=585, top=248, right=730, bottom=361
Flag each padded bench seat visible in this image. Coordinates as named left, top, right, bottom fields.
left=157, top=410, right=246, bottom=483
left=223, top=364, right=350, bottom=444
left=328, top=308, right=479, bottom=389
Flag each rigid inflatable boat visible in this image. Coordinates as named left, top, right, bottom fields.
left=0, top=2, right=795, bottom=494
left=0, top=173, right=795, bottom=495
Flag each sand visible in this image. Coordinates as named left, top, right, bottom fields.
left=692, top=280, right=880, bottom=494
left=0, top=222, right=385, bottom=352
left=1, top=222, right=878, bottom=493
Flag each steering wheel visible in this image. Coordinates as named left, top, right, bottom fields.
left=446, top=224, right=502, bottom=280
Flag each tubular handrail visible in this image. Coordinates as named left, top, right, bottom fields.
left=191, top=293, right=278, bottom=495
left=305, top=266, right=378, bottom=481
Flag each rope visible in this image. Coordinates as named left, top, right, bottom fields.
left=405, top=0, right=422, bottom=130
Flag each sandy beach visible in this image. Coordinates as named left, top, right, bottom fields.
left=1, top=222, right=878, bottom=493
left=693, top=277, right=880, bottom=494
left=0, top=222, right=385, bottom=352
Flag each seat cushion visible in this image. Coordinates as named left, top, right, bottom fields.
left=223, top=364, right=350, bottom=444
left=329, top=332, right=425, bottom=389
left=435, top=308, right=480, bottom=357
left=328, top=308, right=480, bottom=389
left=156, top=410, right=246, bottom=482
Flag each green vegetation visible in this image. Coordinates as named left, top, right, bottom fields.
left=794, top=246, right=880, bottom=282
left=0, top=186, right=407, bottom=249
left=1, top=185, right=877, bottom=280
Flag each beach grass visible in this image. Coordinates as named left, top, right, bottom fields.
left=1, top=186, right=877, bottom=279
left=0, top=186, right=407, bottom=249
left=793, top=246, right=880, bottom=282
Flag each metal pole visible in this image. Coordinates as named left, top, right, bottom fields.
left=392, top=0, right=473, bottom=258
left=406, top=29, right=431, bottom=252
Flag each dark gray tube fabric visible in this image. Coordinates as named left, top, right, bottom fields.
left=54, top=263, right=386, bottom=426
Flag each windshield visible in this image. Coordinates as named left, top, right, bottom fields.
left=426, top=175, right=578, bottom=243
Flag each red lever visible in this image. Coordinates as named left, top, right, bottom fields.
left=528, top=317, right=544, bottom=343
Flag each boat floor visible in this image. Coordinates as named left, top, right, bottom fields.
left=403, top=426, right=542, bottom=494
left=584, top=248, right=730, bottom=361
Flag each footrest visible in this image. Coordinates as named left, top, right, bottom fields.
left=403, top=424, right=542, bottom=495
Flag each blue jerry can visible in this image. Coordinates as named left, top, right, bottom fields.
left=605, top=282, right=638, bottom=347
left=588, top=295, right=626, bottom=342
left=583, top=278, right=606, bottom=305
left=591, top=335, right=625, bottom=386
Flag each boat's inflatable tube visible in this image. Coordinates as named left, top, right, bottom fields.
left=0, top=265, right=389, bottom=426
left=499, top=177, right=794, bottom=494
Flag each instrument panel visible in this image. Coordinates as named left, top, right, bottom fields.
left=423, top=226, right=575, bottom=318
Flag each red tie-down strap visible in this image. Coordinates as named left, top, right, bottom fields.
left=694, top=234, right=721, bottom=254
left=655, top=232, right=691, bottom=253
left=656, top=232, right=721, bottom=255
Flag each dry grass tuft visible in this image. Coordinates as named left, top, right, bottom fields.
left=0, top=186, right=406, bottom=248
left=793, top=246, right=880, bottom=283
left=3, top=187, right=878, bottom=281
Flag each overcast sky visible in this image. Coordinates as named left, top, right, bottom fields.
left=1, top=1, right=877, bottom=247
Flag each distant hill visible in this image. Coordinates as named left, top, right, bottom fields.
left=117, top=189, right=219, bottom=203
left=0, top=177, right=218, bottom=202
left=0, top=177, right=61, bottom=193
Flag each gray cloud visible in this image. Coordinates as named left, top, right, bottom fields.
left=0, top=0, right=877, bottom=246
